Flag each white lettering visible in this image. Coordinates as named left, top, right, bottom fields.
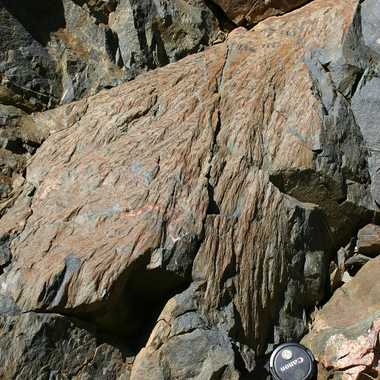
left=279, top=357, right=304, bottom=372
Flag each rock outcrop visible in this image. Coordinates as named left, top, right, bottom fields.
left=0, top=105, right=45, bottom=214
left=0, top=0, right=379, bottom=378
left=0, top=310, right=134, bottom=379
left=0, top=0, right=221, bottom=215
left=0, top=0, right=220, bottom=111
left=303, top=256, right=380, bottom=380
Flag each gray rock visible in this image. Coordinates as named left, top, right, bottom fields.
left=0, top=3, right=61, bottom=111
left=361, top=0, right=380, bottom=58
left=352, top=76, right=380, bottom=207
left=131, top=284, right=240, bottom=380
left=0, top=0, right=220, bottom=111
left=0, top=311, right=133, bottom=379
left=109, top=0, right=219, bottom=75
left=357, top=223, right=380, bottom=256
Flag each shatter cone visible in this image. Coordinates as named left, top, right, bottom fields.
left=0, top=0, right=379, bottom=378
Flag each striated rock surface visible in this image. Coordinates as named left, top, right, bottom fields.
left=0, top=0, right=221, bottom=216
left=0, top=0, right=379, bottom=378
left=303, top=256, right=380, bottom=380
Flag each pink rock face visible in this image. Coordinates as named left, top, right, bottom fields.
left=212, top=0, right=311, bottom=26
left=303, top=256, right=380, bottom=379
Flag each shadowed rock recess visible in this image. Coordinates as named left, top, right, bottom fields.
left=0, top=0, right=380, bottom=378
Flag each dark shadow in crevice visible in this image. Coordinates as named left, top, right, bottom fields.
left=1, top=0, right=66, bottom=46
left=206, top=183, right=220, bottom=215
left=130, top=0, right=155, bottom=70
left=54, top=253, right=191, bottom=354
left=204, top=0, right=237, bottom=32
left=248, top=354, right=271, bottom=380
left=5, top=138, right=40, bottom=155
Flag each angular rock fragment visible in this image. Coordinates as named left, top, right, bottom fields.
left=131, top=284, right=241, bottom=380
left=303, top=256, right=380, bottom=380
left=0, top=0, right=220, bottom=110
left=357, top=224, right=380, bottom=257
left=0, top=310, right=133, bottom=379
left=109, top=0, right=220, bottom=76
left=0, top=104, right=44, bottom=205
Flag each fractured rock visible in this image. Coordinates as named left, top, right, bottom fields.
left=0, top=0, right=221, bottom=110
left=0, top=104, right=44, bottom=204
left=0, top=0, right=378, bottom=377
left=303, top=256, right=380, bottom=380
left=357, top=224, right=380, bottom=257
left=0, top=309, right=133, bottom=379
left=131, top=283, right=240, bottom=380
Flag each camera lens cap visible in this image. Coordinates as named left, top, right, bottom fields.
left=269, top=343, right=315, bottom=380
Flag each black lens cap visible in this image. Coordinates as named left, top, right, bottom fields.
left=269, top=343, right=315, bottom=380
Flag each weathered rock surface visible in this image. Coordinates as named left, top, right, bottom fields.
left=212, top=0, right=311, bottom=26
left=0, top=105, right=45, bottom=210
left=130, top=283, right=241, bottom=380
left=357, top=224, right=380, bottom=256
left=0, top=0, right=220, bottom=111
left=303, top=256, right=380, bottom=380
left=0, top=0, right=379, bottom=377
left=0, top=308, right=133, bottom=379
left=109, top=0, right=220, bottom=78
left=0, top=0, right=222, bottom=217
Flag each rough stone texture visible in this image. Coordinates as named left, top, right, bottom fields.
left=0, top=0, right=375, bottom=376
left=1, top=0, right=380, bottom=377
left=0, top=0, right=220, bottom=111
left=352, top=76, right=380, bottom=208
left=0, top=3, right=61, bottom=112
left=212, top=0, right=311, bottom=26
left=109, top=0, right=220, bottom=77
left=357, top=224, right=380, bottom=256
left=303, top=256, right=380, bottom=380
left=0, top=309, right=133, bottom=379
left=131, top=283, right=241, bottom=380
left=335, top=0, right=380, bottom=210
left=0, top=0, right=221, bottom=217
left=0, top=105, right=45, bottom=208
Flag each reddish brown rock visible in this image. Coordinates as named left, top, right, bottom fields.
left=357, top=224, right=380, bottom=257
left=303, top=256, right=380, bottom=380
left=0, top=0, right=377, bottom=377
left=212, top=0, right=311, bottom=26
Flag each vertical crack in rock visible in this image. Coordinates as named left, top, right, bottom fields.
left=206, top=110, right=222, bottom=215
